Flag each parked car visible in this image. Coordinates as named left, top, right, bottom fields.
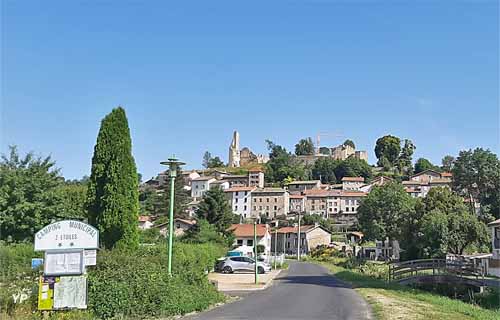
left=215, top=256, right=272, bottom=274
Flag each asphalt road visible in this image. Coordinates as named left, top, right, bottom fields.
left=185, top=261, right=373, bottom=320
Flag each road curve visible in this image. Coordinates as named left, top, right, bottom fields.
left=186, top=261, right=373, bottom=320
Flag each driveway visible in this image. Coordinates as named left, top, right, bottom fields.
left=185, top=261, right=372, bottom=320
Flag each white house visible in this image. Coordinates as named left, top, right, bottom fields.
left=191, top=176, right=216, bottom=199
left=228, top=224, right=271, bottom=256
left=138, top=216, right=154, bottom=230
left=341, top=177, right=365, bottom=191
left=224, top=186, right=256, bottom=219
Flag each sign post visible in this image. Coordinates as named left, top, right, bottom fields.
left=34, top=220, right=99, bottom=311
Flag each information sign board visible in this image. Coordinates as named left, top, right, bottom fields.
left=84, top=250, right=97, bottom=266
left=53, top=276, right=87, bottom=309
left=44, top=250, right=84, bottom=276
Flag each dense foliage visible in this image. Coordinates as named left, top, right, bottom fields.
left=0, top=146, right=87, bottom=242
left=414, top=157, right=438, bottom=174
left=86, top=107, right=140, bottom=250
left=265, top=140, right=307, bottom=183
left=195, top=187, right=235, bottom=236
left=294, top=137, right=315, bottom=155
left=452, top=148, right=500, bottom=220
left=203, top=151, right=225, bottom=168
left=374, top=135, right=401, bottom=167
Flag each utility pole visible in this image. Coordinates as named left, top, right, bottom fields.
left=160, top=156, right=185, bottom=276
left=274, top=220, right=279, bottom=269
left=254, top=220, right=258, bottom=284
left=297, top=212, right=301, bottom=261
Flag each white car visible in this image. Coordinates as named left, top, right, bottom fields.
left=216, top=256, right=272, bottom=274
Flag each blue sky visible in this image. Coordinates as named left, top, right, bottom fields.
left=1, top=1, right=499, bottom=180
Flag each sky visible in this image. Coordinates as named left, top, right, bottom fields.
left=1, top=1, right=499, bottom=180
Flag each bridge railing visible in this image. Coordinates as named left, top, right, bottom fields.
left=388, top=258, right=484, bottom=282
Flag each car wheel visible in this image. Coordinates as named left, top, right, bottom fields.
left=223, top=266, right=233, bottom=274
left=258, top=266, right=265, bottom=274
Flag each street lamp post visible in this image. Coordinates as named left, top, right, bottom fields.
left=297, top=212, right=301, bottom=261
left=254, top=219, right=258, bottom=284
left=274, top=220, right=278, bottom=270
left=160, top=156, right=185, bottom=276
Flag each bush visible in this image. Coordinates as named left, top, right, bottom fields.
left=88, top=243, right=226, bottom=319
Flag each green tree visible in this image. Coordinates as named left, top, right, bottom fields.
left=311, top=157, right=339, bottom=184
left=56, top=182, right=88, bottom=220
left=334, top=157, right=372, bottom=181
left=208, top=156, right=225, bottom=168
left=397, top=139, right=415, bottom=176
left=319, top=147, right=331, bottom=155
left=86, top=107, right=140, bottom=250
left=294, top=137, right=315, bottom=155
left=452, top=148, right=500, bottom=219
left=196, top=187, right=234, bottom=235
left=375, top=135, right=401, bottom=167
left=441, top=155, right=455, bottom=172
left=139, top=185, right=165, bottom=216
left=414, top=158, right=437, bottom=174
left=202, top=151, right=212, bottom=168
left=0, top=146, right=63, bottom=242
left=265, top=140, right=307, bottom=183
left=357, top=182, right=415, bottom=242
left=343, top=139, right=355, bottom=149
left=160, top=168, right=191, bottom=218
left=182, top=219, right=231, bottom=246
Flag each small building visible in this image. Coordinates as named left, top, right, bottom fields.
left=191, top=176, right=216, bottom=199
left=221, top=174, right=248, bottom=187
left=138, top=215, right=154, bottom=230
left=341, top=177, right=365, bottom=191
left=158, top=218, right=196, bottom=237
left=228, top=223, right=271, bottom=256
left=347, top=231, right=364, bottom=244
left=248, top=169, right=265, bottom=188
left=273, top=224, right=331, bottom=255
left=488, top=219, right=500, bottom=277
left=285, top=180, right=321, bottom=194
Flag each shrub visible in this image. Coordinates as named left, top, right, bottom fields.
left=87, top=243, right=226, bottom=319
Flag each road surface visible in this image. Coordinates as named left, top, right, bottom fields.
left=186, top=261, right=372, bottom=320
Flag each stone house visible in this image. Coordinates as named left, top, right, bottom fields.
left=272, top=224, right=331, bottom=255
left=138, top=215, right=154, bottom=230
left=250, top=188, right=289, bottom=219
left=341, top=177, right=365, bottom=191
left=285, top=180, right=321, bottom=195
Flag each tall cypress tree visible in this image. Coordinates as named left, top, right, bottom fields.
left=86, top=107, right=139, bottom=250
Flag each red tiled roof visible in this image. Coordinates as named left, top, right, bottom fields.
left=441, top=172, right=453, bottom=177
left=341, top=191, right=367, bottom=197
left=138, top=216, right=151, bottom=222
left=228, top=224, right=268, bottom=237
left=289, top=195, right=305, bottom=199
left=277, top=225, right=316, bottom=234
left=410, top=169, right=441, bottom=178
left=342, top=177, right=364, bottom=182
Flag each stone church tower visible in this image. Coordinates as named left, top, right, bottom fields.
left=228, top=130, right=240, bottom=167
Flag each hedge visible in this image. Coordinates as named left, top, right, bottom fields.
left=1, top=242, right=227, bottom=319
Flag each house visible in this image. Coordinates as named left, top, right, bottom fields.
left=158, top=218, right=196, bottom=237
left=285, top=180, right=321, bottom=194
left=209, top=180, right=230, bottom=191
left=191, top=176, right=216, bottom=199
left=228, top=223, right=272, bottom=256
left=138, top=216, right=154, bottom=230
left=250, top=188, right=290, bottom=219
left=181, top=170, right=201, bottom=190
left=341, top=177, right=365, bottom=191
left=248, top=169, right=265, bottom=188
left=221, top=174, right=249, bottom=187
left=403, top=170, right=452, bottom=198
left=488, top=219, right=500, bottom=277
left=186, top=199, right=200, bottom=217
left=272, top=224, right=331, bottom=255
left=224, top=186, right=256, bottom=219
left=304, top=189, right=332, bottom=218
left=289, top=194, right=305, bottom=213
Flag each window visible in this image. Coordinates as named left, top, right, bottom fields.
left=244, top=198, right=247, bottom=203
left=244, top=214, right=247, bottom=217
left=230, top=257, right=242, bottom=262
left=245, top=191, right=248, bottom=195
left=259, top=206, right=263, bottom=210
left=254, top=198, right=257, bottom=202
left=244, top=205, right=247, bottom=210
left=274, top=206, right=277, bottom=210
left=267, top=198, right=270, bottom=202
left=235, top=192, right=239, bottom=196
left=287, top=242, right=290, bottom=248
left=235, top=206, right=238, bottom=210
left=312, top=205, right=315, bottom=210
left=275, top=198, right=278, bottom=202
left=253, top=206, right=257, bottom=210
left=247, top=239, right=253, bottom=246
left=346, top=207, right=349, bottom=212
left=237, top=239, right=243, bottom=245
left=260, top=198, right=262, bottom=202
left=195, top=185, right=199, bottom=189
left=202, top=185, right=205, bottom=189
left=266, top=212, right=269, bottom=217
left=235, top=198, right=238, bottom=203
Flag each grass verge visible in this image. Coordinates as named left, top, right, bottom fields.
left=315, top=260, right=500, bottom=320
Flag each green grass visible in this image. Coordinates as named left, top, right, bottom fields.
left=315, top=260, right=500, bottom=320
